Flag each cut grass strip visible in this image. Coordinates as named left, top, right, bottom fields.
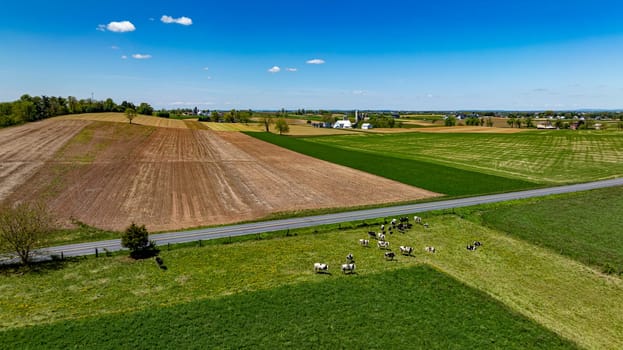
left=247, top=132, right=537, bottom=196
left=0, top=266, right=575, bottom=349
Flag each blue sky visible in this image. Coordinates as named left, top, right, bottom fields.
left=1, top=0, right=622, bottom=110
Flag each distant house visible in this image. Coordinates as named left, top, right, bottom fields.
left=361, top=123, right=372, bottom=130
left=333, top=119, right=352, bottom=129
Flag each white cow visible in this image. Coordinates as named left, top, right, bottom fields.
left=377, top=240, right=390, bottom=249
left=341, top=263, right=355, bottom=274
left=378, top=233, right=386, bottom=241
left=399, top=246, right=414, bottom=256
left=425, top=246, right=436, bottom=253
left=314, top=263, right=329, bottom=273
left=414, top=216, right=422, bottom=224
left=359, top=239, right=370, bottom=247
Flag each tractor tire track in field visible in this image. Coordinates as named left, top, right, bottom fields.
left=0, top=119, right=89, bottom=202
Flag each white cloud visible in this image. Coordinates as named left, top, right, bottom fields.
left=111, top=45, right=120, bottom=50
left=104, top=21, right=136, bottom=33
left=121, top=55, right=128, bottom=59
left=286, top=68, right=297, bottom=72
left=96, top=24, right=106, bottom=32
left=132, top=54, right=152, bottom=60
left=203, top=67, right=209, bottom=71
left=268, top=66, right=281, bottom=73
left=161, top=15, right=193, bottom=26
left=306, top=58, right=325, bottom=65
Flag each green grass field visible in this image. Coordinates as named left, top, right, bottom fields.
left=0, top=266, right=575, bottom=349
left=294, top=130, right=623, bottom=185
left=3, top=191, right=623, bottom=348
left=248, top=132, right=537, bottom=196
left=478, top=186, right=623, bottom=274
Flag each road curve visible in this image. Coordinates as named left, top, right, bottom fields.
left=30, top=178, right=623, bottom=259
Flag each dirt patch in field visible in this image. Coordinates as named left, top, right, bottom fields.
left=7, top=123, right=439, bottom=232
left=0, top=119, right=89, bottom=202
left=60, top=113, right=188, bottom=129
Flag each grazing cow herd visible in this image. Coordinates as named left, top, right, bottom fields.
left=314, top=215, right=484, bottom=274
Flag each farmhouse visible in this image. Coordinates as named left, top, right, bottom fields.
left=333, top=117, right=353, bottom=129
left=361, top=123, right=372, bottom=130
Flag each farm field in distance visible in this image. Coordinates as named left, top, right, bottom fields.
left=259, top=130, right=623, bottom=185
left=250, top=132, right=538, bottom=196
left=3, top=117, right=437, bottom=232
left=2, top=187, right=623, bottom=348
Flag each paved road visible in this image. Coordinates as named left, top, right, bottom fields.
left=24, top=177, right=623, bottom=260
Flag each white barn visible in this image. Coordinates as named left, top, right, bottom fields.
left=333, top=119, right=353, bottom=129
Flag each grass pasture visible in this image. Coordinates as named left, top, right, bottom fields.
left=0, top=267, right=575, bottom=349
left=479, top=186, right=623, bottom=273
left=295, top=130, right=623, bottom=185
left=2, top=204, right=623, bottom=348
left=249, top=132, right=537, bottom=196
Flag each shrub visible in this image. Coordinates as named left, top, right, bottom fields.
left=156, top=111, right=170, bottom=118
left=121, top=223, right=158, bottom=259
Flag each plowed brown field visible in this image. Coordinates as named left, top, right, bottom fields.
left=5, top=121, right=439, bottom=232
left=0, top=119, right=89, bottom=202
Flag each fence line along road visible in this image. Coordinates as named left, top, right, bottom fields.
left=31, top=177, right=623, bottom=259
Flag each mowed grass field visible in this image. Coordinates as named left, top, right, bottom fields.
left=294, top=130, right=623, bottom=184
left=249, top=132, right=537, bottom=196
left=0, top=267, right=575, bottom=349
left=3, top=187, right=623, bottom=348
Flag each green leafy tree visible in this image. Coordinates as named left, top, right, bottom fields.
left=137, top=102, right=153, bottom=116
left=507, top=117, right=515, bottom=128
left=0, top=202, right=57, bottom=266
left=444, top=116, right=457, bottom=126
left=125, top=108, right=137, bottom=124
left=275, top=118, right=290, bottom=135
left=121, top=223, right=157, bottom=259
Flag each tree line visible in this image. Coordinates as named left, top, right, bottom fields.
left=0, top=94, right=154, bottom=127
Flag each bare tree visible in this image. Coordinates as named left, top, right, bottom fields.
left=261, top=115, right=274, bottom=132
left=0, top=202, right=57, bottom=265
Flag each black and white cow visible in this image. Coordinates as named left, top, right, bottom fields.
left=466, top=245, right=477, bottom=251
left=425, top=246, right=436, bottom=253
left=346, top=253, right=354, bottom=262
left=341, top=263, right=356, bottom=274
left=314, top=263, right=329, bottom=273
left=377, top=240, right=390, bottom=249
left=359, top=239, right=370, bottom=247
left=399, top=246, right=414, bottom=256
left=414, top=216, right=422, bottom=224
left=384, top=251, right=396, bottom=260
